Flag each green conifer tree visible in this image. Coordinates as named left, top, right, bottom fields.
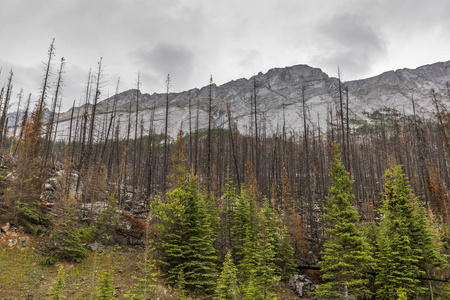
left=182, top=178, right=218, bottom=294
left=316, top=143, right=373, bottom=299
left=157, top=173, right=217, bottom=295
left=95, top=264, right=116, bottom=300
left=218, top=172, right=238, bottom=259
left=124, top=239, right=158, bottom=299
left=49, top=265, right=66, bottom=300
left=216, top=250, right=238, bottom=300
left=277, top=225, right=297, bottom=280
left=177, top=269, right=186, bottom=300
left=376, top=165, right=448, bottom=299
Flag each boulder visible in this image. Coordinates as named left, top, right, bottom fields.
left=1, top=222, right=10, bottom=232
left=7, top=239, right=17, bottom=247
left=19, top=236, right=28, bottom=247
left=289, top=274, right=317, bottom=297
left=87, top=242, right=105, bottom=253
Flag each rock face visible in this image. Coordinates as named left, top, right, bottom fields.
left=13, top=60, right=450, bottom=141
left=1, top=222, right=10, bottom=233
left=289, top=274, right=317, bottom=297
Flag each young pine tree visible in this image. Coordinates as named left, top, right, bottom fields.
left=95, top=263, right=116, bottom=300
left=316, top=143, right=373, bottom=299
left=49, top=265, right=66, bottom=300
left=216, top=250, right=238, bottom=300
left=157, top=173, right=217, bottom=295
left=124, top=223, right=158, bottom=300
left=376, top=165, right=447, bottom=299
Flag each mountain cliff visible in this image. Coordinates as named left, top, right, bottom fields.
left=48, top=60, right=450, bottom=140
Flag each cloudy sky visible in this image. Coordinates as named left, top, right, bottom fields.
left=1, top=0, right=449, bottom=110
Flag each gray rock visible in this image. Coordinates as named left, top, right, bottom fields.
left=44, top=183, right=53, bottom=191
left=87, top=242, right=105, bottom=253
left=289, top=273, right=317, bottom=297
left=19, top=236, right=28, bottom=247
left=7, top=239, right=17, bottom=247
left=49, top=60, right=450, bottom=142
left=1, top=222, right=10, bottom=232
left=114, top=234, right=128, bottom=246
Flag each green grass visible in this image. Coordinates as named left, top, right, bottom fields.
left=0, top=242, right=300, bottom=299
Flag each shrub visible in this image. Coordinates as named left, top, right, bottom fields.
left=40, top=228, right=87, bottom=265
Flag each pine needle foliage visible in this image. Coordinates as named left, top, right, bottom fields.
left=49, top=265, right=66, bottom=300
left=216, top=250, right=238, bottom=300
left=155, top=172, right=217, bottom=295
left=95, top=263, right=116, bottom=300
left=316, top=143, right=374, bottom=299
left=124, top=238, right=158, bottom=299
left=376, top=165, right=448, bottom=299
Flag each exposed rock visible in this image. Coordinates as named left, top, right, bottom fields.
left=7, top=239, right=17, bottom=247
left=1, top=222, right=10, bottom=232
left=87, top=242, right=105, bottom=253
left=43, top=183, right=53, bottom=191
left=42, top=170, right=81, bottom=202
left=41, top=60, right=450, bottom=141
left=81, top=201, right=110, bottom=216
left=289, top=274, right=317, bottom=297
left=114, top=234, right=128, bottom=246
left=4, top=171, right=16, bottom=182
left=19, top=236, right=28, bottom=247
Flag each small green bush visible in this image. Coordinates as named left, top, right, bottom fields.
left=79, top=225, right=98, bottom=243
left=17, top=202, right=50, bottom=235
left=41, top=228, right=87, bottom=265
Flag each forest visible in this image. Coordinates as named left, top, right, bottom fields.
left=1, top=40, right=450, bottom=299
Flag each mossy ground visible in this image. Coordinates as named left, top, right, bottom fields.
left=0, top=241, right=177, bottom=299
left=0, top=240, right=301, bottom=299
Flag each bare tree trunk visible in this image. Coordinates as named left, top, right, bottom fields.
left=0, top=69, right=14, bottom=158
left=37, top=39, right=55, bottom=116
left=44, top=57, right=65, bottom=169
left=162, top=74, right=171, bottom=192
left=86, top=58, right=102, bottom=168
left=101, top=78, right=120, bottom=161
left=133, top=74, right=140, bottom=204
left=337, top=67, right=346, bottom=165
left=10, top=88, right=23, bottom=155
left=146, top=104, right=156, bottom=198
left=253, top=78, right=259, bottom=181
left=194, top=96, right=200, bottom=175
left=14, top=93, right=32, bottom=156
left=227, top=98, right=240, bottom=186
left=75, top=70, right=92, bottom=198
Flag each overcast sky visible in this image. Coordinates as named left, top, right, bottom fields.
left=1, top=0, right=449, bottom=110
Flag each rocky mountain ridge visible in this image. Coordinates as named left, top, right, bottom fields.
left=17, top=60, right=450, bottom=140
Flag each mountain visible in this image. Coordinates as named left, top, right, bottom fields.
left=27, top=60, right=450, bottom=140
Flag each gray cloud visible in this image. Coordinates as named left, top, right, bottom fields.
left=133, top=43, right=195, bottom=91
left=311, top=13, right=387, bottom=79
left=0, top=0, right=449, bottom=110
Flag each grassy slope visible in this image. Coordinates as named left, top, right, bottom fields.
left=0, top=241, right=301, bottom=299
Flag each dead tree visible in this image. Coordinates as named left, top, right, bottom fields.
left=101, top=78, right=120, bottom=161
left=0, top=69, right=13, bottom=157
left=253, top=77, right=260, bottom=182
left=43, top=57, right=65, bottom=168
left=85, top=58, right=102, bottom=167
left=162, top=74, right=171, bottom=192
left=10, top=88, right=23, bottom=155
left=132, top=73, right=141, bottom=203
left=207, top=75, right=214, bottom=194
left=226, top=97, right=240, bottom=186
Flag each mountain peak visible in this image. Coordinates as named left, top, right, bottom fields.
left=47, top=60, right=450, bottom=140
